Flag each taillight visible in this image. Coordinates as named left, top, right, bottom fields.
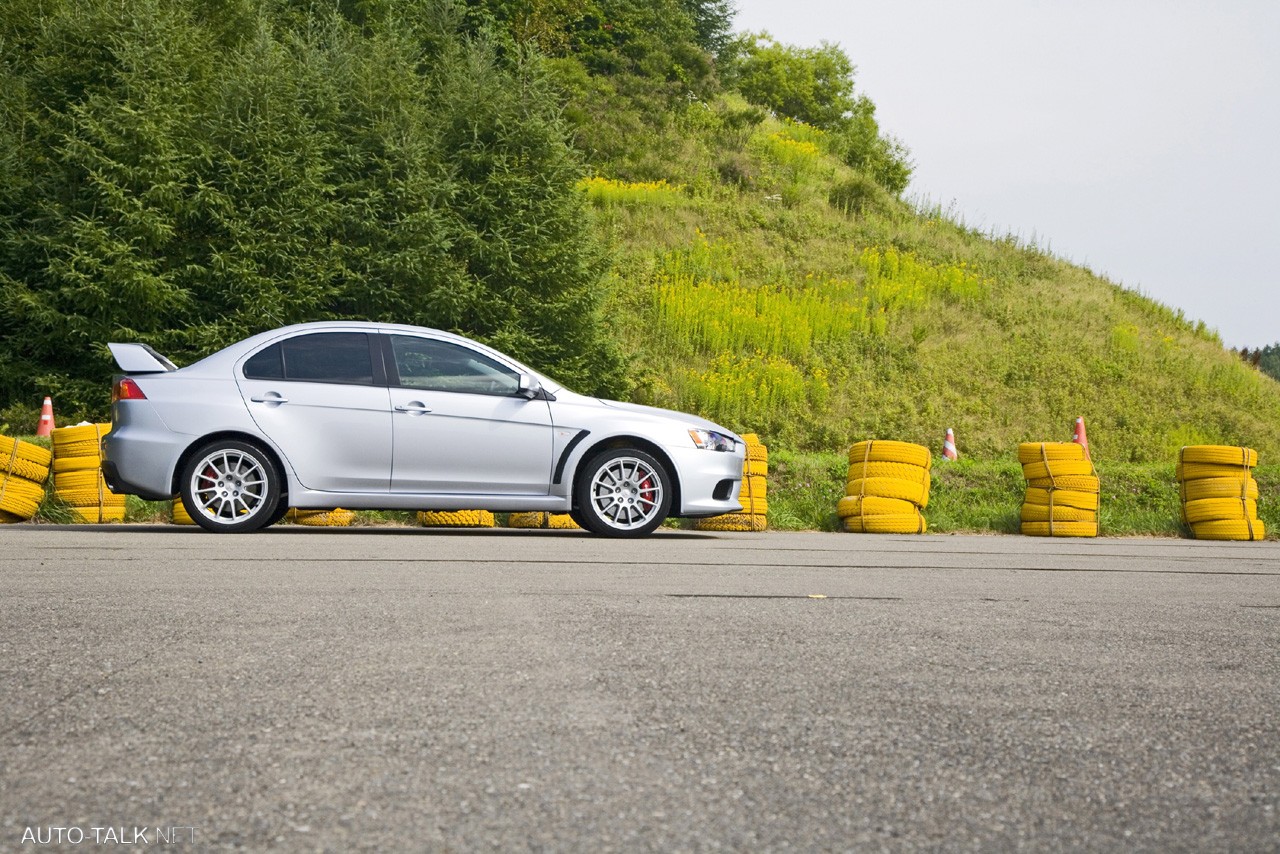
left=113, top=378, right=147, bottom=403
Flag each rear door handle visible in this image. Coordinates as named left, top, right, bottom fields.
left=250, top=393, right=289, bottom=405
left=395, top=402, right=432, bottom=415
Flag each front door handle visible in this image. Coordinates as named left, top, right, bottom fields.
left=394, top=402, right=432, bottom=415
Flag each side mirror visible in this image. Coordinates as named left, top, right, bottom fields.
left=517, top=373, right=542, bottom=400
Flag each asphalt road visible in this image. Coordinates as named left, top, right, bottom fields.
left=1, top=525, right=1277, bottom=852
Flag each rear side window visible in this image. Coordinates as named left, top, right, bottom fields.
left=243, top=333, right=374, bottom=385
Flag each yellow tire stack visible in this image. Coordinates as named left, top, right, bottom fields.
left=417, top=510, right=495, bottom=528
left=50, top=424, right=126, bottom=523
left=0, top=435, right=52, bottom=523
left=837, top=440, right=930, bottom=533
left=171, top=498, right=196, bottom=525
left=286, top=508, right=356, bottom=527
left=1177, top=445, right=1265, bottom=540
left=694, top=433, right=768, bottom=532
left=508, top=512, right=581, bottom=530
left=1019, top=442, right=1099, bottom=537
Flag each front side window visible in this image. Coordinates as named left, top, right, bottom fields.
left=389, top=335, right=519, bottom=396
left=243, top=333, right=374, bottom=385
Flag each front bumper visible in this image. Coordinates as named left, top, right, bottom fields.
left=669, top=444, right=746, bottom=517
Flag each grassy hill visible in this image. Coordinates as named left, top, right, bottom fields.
left=574, top=101, right=1280, bottom=465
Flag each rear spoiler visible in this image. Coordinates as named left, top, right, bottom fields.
left=107, top=343, right=179, bottom=373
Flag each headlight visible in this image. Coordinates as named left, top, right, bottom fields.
left=688, top=429, right=737, bottom=452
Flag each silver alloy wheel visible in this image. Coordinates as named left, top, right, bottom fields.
left=190, top=448, right=270, bottom=524
left=588, top=455, right=665, bottom=532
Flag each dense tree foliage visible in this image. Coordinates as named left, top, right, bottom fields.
left=724, top=33, right=856, bottom=130
left=723, top=33, right=912, bottom=193
left=0, top=0, right=623, bottom=415
left=681, top=0, right=736, bottom=57
left=459, top=0, right=720, bottom=87
left=455, top=0, right=739, bottom=185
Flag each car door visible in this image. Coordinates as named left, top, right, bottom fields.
left=237, top=331, right=393, bottom=492
left=384, top=333, right=554, bottom=495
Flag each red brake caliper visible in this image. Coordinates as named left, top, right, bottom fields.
left=202, top=465, right=217, bottom=513
left=639, top=475, right=654, bottom=507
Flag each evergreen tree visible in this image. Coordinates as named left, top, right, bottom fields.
left=681, top=0, right=735, bottom=57
left=0, top=0, right=622, bottom=416
left=1259, top=343, right=1280, bottom=382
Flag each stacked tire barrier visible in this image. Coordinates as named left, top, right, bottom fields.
left=0, top=435, right=52, bottom=523
left=171, top=498, right=196, bottom=525
left=1018, top=442, right=1099, bottom=537
left=694, top=433, right=768, bottom=532
left=50, top=424, right=126, bottom=523
left=287, top=508, right=356, bottom=527
left=837, top=440, right=930, bottom=533
left=417, top=510, right=495, bottom=528
left=1177, top=445, right=1265, bottom=541
left=508, top=512, right=581, bottom=530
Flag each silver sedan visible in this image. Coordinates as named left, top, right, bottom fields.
left=101, top=322, right=745, bottom=536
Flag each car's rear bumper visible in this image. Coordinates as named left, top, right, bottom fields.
left=99, top=459, right=171, bottom=502
left=101, top=402, right=192, bottom=500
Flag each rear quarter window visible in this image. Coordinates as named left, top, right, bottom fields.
left=243, top=344, right=283, bottom=379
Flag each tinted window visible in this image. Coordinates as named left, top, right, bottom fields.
left=243, top=343, right=283, bottom=379
left=244, top=333, right=374, bottom=385
left=390, top=335, right=519, bottom=396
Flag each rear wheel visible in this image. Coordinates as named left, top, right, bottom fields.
left=180, top=439, right=281, bottom=533
left=575, top=448, right=672, bottom=537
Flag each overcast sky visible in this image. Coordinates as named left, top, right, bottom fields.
left=731, top=0, right=1279, bottom=348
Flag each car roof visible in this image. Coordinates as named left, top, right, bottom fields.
left=191, top=322, right=473, bottom=364
left=234, top=320, right=463, bottom=346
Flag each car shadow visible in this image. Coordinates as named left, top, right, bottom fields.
left=29, top=523, right=722, bottom=539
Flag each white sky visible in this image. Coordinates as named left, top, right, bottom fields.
left=731, top=0, right=1280, bottom=348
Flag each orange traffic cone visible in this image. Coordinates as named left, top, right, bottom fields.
left=942, top=427, right=958, bottom=461
left=36, top=396, right=55, bottom=437
left=1071, top=416, right=1090, bottom=459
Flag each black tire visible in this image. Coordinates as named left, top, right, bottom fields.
left=263, top=496, right=291, bottom=528
left=568, top=507, right=592, bottom=531
left=180, top=439, right=281, bottom=533
left=574, top=448, right=672, bottom=537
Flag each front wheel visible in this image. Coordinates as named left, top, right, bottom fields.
left=180, top=439, right=281, bottom=533
left=575, top=448, right=672, bottom=537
